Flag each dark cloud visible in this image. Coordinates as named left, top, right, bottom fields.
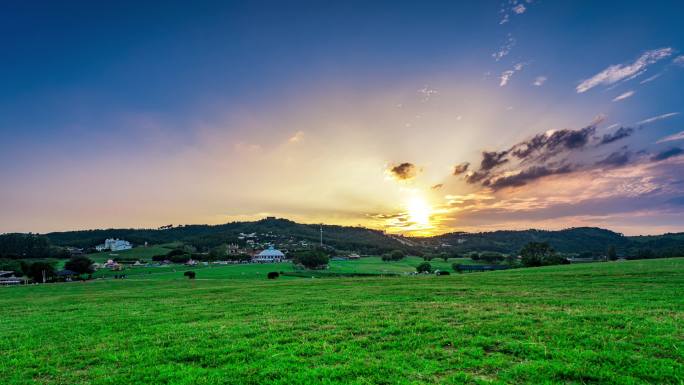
left=452, top=162, right=470, bottom=175
left=480, top=151, right=509, bottom=170
left=511, top=125, right=596, bottom=162
left=388, top=162, right=418, bottom=180
left=651, top=147, right=684, bottom=162
left=464, top=170, right=490, bottom=184
left=596, top=151, right=632, bottom=167
left=599, top=126, right=635, bottom=145
left=488, top=164, right=575, bottom=190
left=431, top=183, right=443, bottom=190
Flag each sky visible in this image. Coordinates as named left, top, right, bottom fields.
left=1, top=0, right=684, bottom=236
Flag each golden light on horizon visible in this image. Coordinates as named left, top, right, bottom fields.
left=406, top=195, right=431, bottom=226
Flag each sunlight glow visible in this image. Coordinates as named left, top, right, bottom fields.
left=406, top=195, right=432, bottom=226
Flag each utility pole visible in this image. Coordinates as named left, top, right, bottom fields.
left=320, top=224, right=323, bottom=247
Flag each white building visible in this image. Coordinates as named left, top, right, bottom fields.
left=252, top=246, right=285, bottom=263
left=96, top=238, right=133, bottom=252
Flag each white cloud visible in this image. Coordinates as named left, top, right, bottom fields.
left=635, top=112, right=680, bottom=125
left=612, top=90, right=635, bottom=102
left=288, top=130, right=305, bottom=143
left=500, top=62, right=526, bottom=87
left=576, top=48, right=674, bottom=93
left=640, top=73, right=662, bottom=84
left=417, top=86, right=438, bottom=102
left=674, top=55, right=684, bottom=66
left=656, top=131, right=684, bottom=144
left=512, top=4, right=526, bottom=14
left=492, top=34, right=516, bottom=61
left=532, top=76, right=547, bottom=86
left=499, top=70, right=514, bottom=87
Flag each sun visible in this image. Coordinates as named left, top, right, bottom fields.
left=406, top=195, right=432, bottom=226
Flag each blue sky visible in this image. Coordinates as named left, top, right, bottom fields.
left=1, top=0, right=683, bottom=234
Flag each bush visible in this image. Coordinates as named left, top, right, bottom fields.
left=267, top=272, right=279, bottom=279
left=416, top=262, right=433, bottom=273
left=183, top=271, right=196, bottom=279
left=436, top=270, right=450, bottom=276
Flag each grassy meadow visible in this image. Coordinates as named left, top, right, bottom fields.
left=1, top=258, right=683, bottom=384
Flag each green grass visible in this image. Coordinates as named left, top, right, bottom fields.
left=87, top=256, right=471, bottom=280
left=85, top=245, right=175, bottom=263
left=1, top=259, right=682, bottom=384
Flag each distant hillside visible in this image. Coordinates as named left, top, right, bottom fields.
left=423, top=227, right=627, bottom=254
left=40, top=219, right=684, bottom=257
left=421, top=227, right=684, bottom=257
left=44, top=218, right=408, bottom=254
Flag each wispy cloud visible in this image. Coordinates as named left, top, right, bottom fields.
left=288, top=130, right=305, bottom=143
left=576, top=48, right=674, bottom=93
left=417, top=86, right=438, bottom=102
left=512, top=4, right=526, bottom=14
left=500, top=63, right=525, bottom=87
left=532, top=76, right=547, bottom=86
left=674, top=55, right=684, bottom=66
left=498, top=0, right=532, bottom=24
left=657, top=131, right=684, bottom=144
left=612, top=90, right=635, bottom=102
left=640, top=73, right=663, bottom=84
left=492, top=34, right=516, bottom=62
left=636, top=112, right=679, bottom=125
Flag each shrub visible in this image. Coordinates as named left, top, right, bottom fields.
left=416, top=262, right=433, bottom=273
left=436, top=270, right=450, bottom=276
left=267, top=272, right=279, bottom=279
left=183, top=271, right=196, bottom=279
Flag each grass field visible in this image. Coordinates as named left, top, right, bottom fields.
left=85, top=256, right=471, bottom=280
left=1, top=259, right=683, bottom=384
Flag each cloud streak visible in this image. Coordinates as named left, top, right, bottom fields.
left=576, top=48, right=673, bottom=93
left=657, top=131, right=684, bottom=144
left=612, top=90, right=635, bottom=102
left=636, top=112, right=679, bottom=125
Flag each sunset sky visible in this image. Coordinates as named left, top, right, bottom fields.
left=2, top=1, right=684, bottom=235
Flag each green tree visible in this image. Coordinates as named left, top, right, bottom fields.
left=293, top=249, right=329, bottom=269
left=390, top=250, right=406, bottom=261
left=64, top=256, right=95, bottom=275
left=416, top=262, right=433, bottom=273
left=24, top=261, right=56, bottom=283
left=607, top=245, right=617, bottom=261
left=520, top=242, right=555, bottom=267
left=440, top=253, right=449, bottom=262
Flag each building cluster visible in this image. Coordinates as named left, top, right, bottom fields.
left=95, top=238, right=132, bottom=252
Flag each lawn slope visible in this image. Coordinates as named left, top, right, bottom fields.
left=1, top=259, right=682, bottom=384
